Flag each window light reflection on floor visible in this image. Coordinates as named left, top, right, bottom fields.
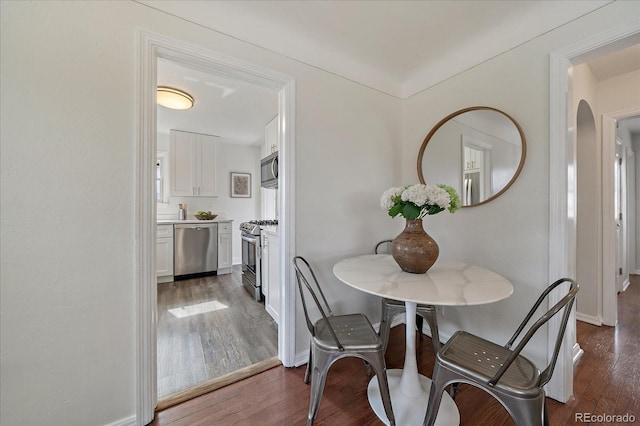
left=168, top=300, right=229, bottom=318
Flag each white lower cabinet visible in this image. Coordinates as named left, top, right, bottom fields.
left=261, top=230, right=280, bottom=324
left=156, top=224, right=174, bottom=283
left=217, top=221, right=232, bottom=275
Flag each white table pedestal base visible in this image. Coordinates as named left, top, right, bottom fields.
left=368, top=369, right=460, bottom=426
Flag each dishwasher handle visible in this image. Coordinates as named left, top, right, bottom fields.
left=175, top=223, right=217, bottom=230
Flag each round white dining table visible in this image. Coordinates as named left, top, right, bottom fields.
left=333, top=254, right=514, bottom=426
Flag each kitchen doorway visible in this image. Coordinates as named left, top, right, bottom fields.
left=137, top=31, right=296, bottom=422
left=155, top=57, right=279, bottom=405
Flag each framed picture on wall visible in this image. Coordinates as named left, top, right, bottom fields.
left=230, top=172, right=251, bottom=198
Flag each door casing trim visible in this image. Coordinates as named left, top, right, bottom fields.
left=136, top=30, right=296, bottom=424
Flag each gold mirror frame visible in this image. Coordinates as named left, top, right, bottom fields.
left=417, top=106, right=527, bottom=208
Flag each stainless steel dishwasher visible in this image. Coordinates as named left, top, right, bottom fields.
left=174, top=223, right=218, bottom=277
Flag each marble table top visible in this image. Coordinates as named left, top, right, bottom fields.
left=333, top=254, right=513, bottom=306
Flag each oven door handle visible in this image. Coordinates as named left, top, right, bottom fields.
left=242, top=235, right=259, bottom=243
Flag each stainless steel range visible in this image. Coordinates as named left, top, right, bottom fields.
left=239, top=220, right=278, bottom=301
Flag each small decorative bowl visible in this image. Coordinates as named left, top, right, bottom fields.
left=194, top=214, right=217, bottom=220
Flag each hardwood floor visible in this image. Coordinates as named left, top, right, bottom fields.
left=151, top=276, right=640, bottom=425
left=157, top=266, right=278, bottom=399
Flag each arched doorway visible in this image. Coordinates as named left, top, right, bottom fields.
left=576, top=100, right=600, bottom=322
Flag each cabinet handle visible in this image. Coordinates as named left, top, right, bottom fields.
left=193, top=186, right=196, bottom=195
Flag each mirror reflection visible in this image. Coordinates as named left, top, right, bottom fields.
left=417, top=107, right=526, bottom=207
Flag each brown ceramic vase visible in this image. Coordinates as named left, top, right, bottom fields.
left=391, top=219, right=439, bottom=274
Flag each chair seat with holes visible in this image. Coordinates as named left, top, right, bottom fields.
left=423, top=278, right=578, bottom=426
left=314, top=314, right=381, bottom=351
left=439, top=331, right=540, bottom=394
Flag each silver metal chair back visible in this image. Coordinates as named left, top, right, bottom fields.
left=293, top=256, right=396, bottom=426
left=374, top=239, right=393, bottom=254
left=293, top=255, right=341, bottom=348
left=423, top=278, right=579, bottom=426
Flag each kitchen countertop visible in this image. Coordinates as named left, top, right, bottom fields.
left=157, top=218, right=233, bottom=225
left=261, top=225, right=278, bottom=235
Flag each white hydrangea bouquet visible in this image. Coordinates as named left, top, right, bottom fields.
left=380, top=183, right=461, bottom=219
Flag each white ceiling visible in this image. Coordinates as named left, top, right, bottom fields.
left=157, top=58, right=278, bottom=145
left=141, top=0, right=612, bottom=98
left=149, top=0, right=639, bottom=144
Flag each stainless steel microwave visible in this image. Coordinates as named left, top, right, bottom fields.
left=261, top=151, right=278, bottom=189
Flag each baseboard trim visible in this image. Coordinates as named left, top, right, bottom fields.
left=572, top=342, right=584, bottom=365
left=576, top=312, right=602, bottom=326
left=622, top=278, right=631, bottom=291
left=156, top=356, right=281, bottom=412
left=295, top=351, right=309, bottom=367
left=105, top=415, right=137, bottom=426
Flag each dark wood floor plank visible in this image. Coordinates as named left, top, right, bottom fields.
left=151, top=276, right=640, bottom=425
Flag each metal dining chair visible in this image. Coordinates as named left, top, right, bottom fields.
left=375, top=240, right=441, bottom=356
left=423, top=278, right=579, bottom=426
left=293, top=256, right=396, bottom=426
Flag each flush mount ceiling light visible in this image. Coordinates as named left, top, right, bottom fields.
left=157, top=86, right=194, bottom=110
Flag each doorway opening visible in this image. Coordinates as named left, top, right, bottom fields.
left=137, top=31, right=296, bottom=423
left=613, top=116, right=639, bottom=293
left=575, top=100, right=599, bottom=324
left=154, top=57, right=281, bottom=406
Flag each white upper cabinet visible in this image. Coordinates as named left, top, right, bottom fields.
left=170, top=130, right=219, bottom=197
left=262, top=116, right=278, bottom=157
left=195, top=137, right=218, bottom=196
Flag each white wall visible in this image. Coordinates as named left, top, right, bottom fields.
left=597, top=69, right=640, bottom=115
left=401, top=1, right=640, bottom=375
left=0, top=1, right=401, bottom=425
left=214, top=140, right=263, bottom=264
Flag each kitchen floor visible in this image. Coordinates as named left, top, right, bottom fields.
left=157, top=266, right=278, bottom=399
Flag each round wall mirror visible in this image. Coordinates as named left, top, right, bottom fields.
left=417, top=106, right=526, bottom=207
